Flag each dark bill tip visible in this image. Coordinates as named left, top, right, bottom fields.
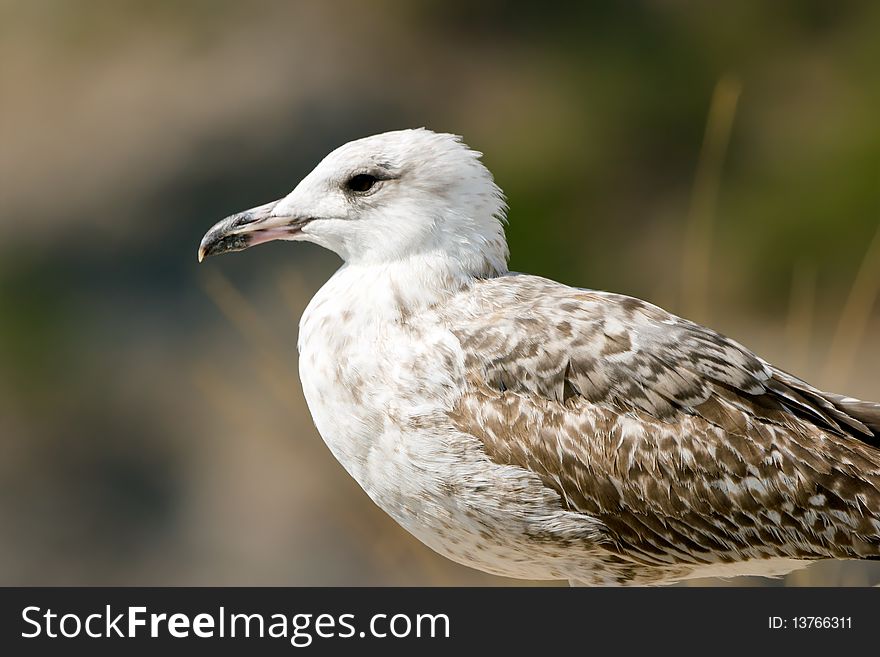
left=197, top=231, right=253, bottom=263
left=197, top=202, right=279, bottom=263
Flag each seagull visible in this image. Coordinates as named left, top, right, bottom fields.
left=198, top=128, right=880, bottom=585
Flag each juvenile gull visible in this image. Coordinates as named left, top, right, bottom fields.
left=199, top=129, right=880, bottom=585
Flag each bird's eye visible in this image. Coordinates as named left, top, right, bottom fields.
left=345, top=174, right=378, bottom=193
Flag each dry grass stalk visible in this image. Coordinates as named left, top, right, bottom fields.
left=680, top=75, right=742, bottom=323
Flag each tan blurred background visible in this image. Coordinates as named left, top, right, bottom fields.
left=1, top=0, right=879, bottom=586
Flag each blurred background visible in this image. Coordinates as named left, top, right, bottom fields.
left=1, top=0, right=879, bottom=586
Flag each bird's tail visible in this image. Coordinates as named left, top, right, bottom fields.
left=823, top=394, right=880, bottom=439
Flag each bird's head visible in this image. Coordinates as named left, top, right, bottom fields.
left=198, top=129, right=509, bottom=277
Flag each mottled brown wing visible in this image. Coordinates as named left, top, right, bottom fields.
left=447, top=276, right=880, bottom=565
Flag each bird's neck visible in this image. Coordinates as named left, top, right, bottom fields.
left=305, top=252, right=506, bottom=328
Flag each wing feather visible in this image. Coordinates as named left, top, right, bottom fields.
left=446, top=275, right=880, bottom=565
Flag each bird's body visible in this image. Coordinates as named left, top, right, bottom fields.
left=200, top=128, right=880, bottom=585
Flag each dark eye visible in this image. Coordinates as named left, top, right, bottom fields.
left=345, top=173, right=378, bottom=193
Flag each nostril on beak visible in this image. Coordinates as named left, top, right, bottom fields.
left=230, top=210, right=263, bottom=228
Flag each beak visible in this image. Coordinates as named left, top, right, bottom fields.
left=197, top=199, right=313, bottom=262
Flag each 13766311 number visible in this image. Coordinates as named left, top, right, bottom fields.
left=768, top=616, right=852, bottom=629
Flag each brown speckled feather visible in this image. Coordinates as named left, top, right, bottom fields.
left=445, top=274, right=880, bottom=570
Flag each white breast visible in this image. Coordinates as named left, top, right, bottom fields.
left=298, top=264, right=456, bottom=512
left=295, top=264, right=609, bottom=581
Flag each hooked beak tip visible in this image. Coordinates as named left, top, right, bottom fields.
left=197, top=213, right=260, bottom=263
